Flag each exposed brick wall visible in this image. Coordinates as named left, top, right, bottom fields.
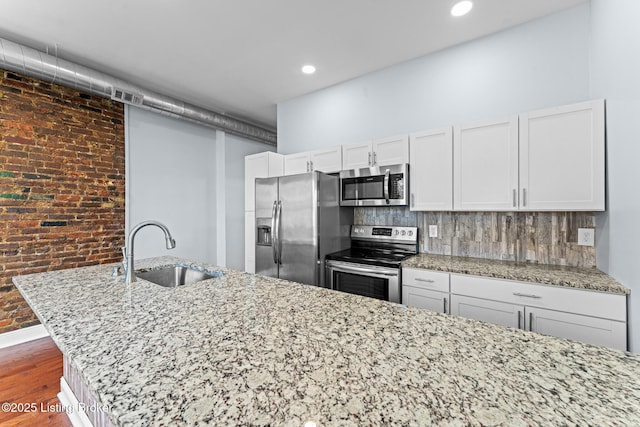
left=0, top=70, right=125, bottom=333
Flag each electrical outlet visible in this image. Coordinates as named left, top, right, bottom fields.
left=578, top=228, right=595, bottom=247
left=428, top=225, right=438, bottom=238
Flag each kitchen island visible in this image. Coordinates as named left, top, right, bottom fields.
left=13, top=257, right=640, bottom=426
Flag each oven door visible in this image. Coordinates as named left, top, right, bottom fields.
left=326, top=260, right=400, bottom=303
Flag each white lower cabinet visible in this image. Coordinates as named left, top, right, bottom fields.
left=450, top=274, right=627, bottom=351
left=402, top=268, right=450, bottom=314
left=450, top=294, right=521, bottom=328
left=528, top=306, right=627, bottom=350
left=404, top=286, right=449, bottom=313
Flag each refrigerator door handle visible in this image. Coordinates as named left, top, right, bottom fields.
left=271, top=201, right=278, bottom=264
left=276, top=200, right=282, bottom=264
left=383, top=169, right=390, bottom=204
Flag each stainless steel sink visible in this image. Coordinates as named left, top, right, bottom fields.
left=136, top=265, right=221, bottom=287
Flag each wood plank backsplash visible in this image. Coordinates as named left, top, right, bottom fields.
left=354, top=208, right=596, bottom=267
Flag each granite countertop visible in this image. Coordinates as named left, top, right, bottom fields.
left=403, top=253, right=630, bottom=295
left=13, top=256, right=640, bottom=426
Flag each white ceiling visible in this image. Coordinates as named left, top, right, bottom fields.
left=0, top=0, right=586, bottom=129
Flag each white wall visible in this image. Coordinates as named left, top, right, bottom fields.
left=126, top=105, right=271, bottom=270
left=126, top=106, right=218, bottom=263
left=589, top=0, right=640, bottom=351
left=277, top=4, right=590, bottom=154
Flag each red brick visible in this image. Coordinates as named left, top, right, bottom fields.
left=0, top=69, right=124, bottom=332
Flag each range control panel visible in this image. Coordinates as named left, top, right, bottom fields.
left=351, top=225, right=418, bottom=243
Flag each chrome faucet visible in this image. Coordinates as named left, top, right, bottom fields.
left=123, top=220, right=176, bottom=284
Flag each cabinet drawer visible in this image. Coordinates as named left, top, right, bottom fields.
left=402, top=268, right=449, bottom=292
left=450, top=274, right=626, bottom=322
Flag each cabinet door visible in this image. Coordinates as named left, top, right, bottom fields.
left=342, top=141, right=372, bottom=170
left=310, top=146, right=342, bottom=173
left=519, top=99, right=605, bottom=211
left=450, top=294, right=523, bottom=329
left=409, top=128, right=453, bottom=211
left=403, top=286, right=449, bottom=313
left=267, top=153, right=284, bottom=177
left=454, top=116, right=519, bottom=211
left=527, top=306, right=626, bottom=351
left=284, top=152, right=310, bottom=175
left=372, top=134, right=409, bottom=166
left=244, top=211, right=256, bottom=274
left=245, top=153, right=271, bottom=211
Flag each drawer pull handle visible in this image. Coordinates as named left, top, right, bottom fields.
left=443, top=297, right=447, bottom=314
left=517, top=310, right=522, bottom=329
left=415, top=278, right=435, bottom=283
left=529, top=312, right=534, bottom=331
left=513, top=292, right=541, bottom=299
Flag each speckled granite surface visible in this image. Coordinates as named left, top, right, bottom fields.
left=403, top=253, right=630, bottom=294
left=14, top=257, right=640, bottom=426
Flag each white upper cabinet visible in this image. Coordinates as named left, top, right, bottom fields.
left=342, top=135, right=409, bottom=170
left=519, top=99, right=605, bottom=211
left=284, top=146, right=342, bottom=175
left=453, top=100, right=605, bottom=212
left=409, top=128, right=453, bottom=211
left=342, top=141, right=373, bottom=170
left=310, top=146, right=342, bottom=173
left=372, top=134, right=409, bottom=166
left=283, top=152, right=310, bottom=175
left=454, top=116, right=519, bottom=211
left=245, top=151, right=284, bottom=211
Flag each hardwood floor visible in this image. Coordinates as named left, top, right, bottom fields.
left=0, top=337, right=72, bottom=426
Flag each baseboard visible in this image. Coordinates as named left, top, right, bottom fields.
left=58, top=377, right=95, bottom=427
left=0, top=324, right=49, bottom=349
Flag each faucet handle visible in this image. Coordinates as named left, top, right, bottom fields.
left=121, top=246, right=128, bottom=259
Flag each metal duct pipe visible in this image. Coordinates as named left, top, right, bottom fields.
left=0, top=37, right=277, bottom=146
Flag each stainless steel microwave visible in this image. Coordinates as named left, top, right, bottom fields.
left=339, top=164, right=409, bottom=207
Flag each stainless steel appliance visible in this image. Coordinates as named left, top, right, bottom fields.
left=339, top=163, right=409, bottom=206
left=325, top=225, right=418, bottom=303
left=255, top=171, right=352, bottom=287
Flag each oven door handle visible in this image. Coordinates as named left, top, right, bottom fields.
left=383, top=169, right=390, bottom=205
left=328, top=262, right=398, bottom=278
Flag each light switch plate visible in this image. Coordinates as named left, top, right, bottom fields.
left=428, top=225, right=438, bottom=238
left=578, top=228, right=595, bottom=247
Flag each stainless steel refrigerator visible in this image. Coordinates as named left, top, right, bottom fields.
left=255, top=171, right=352, bottom=287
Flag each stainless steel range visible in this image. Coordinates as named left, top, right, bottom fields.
left=325, top=225, right=418, bottom=303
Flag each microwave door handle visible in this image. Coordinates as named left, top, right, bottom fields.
left=271, top=201, right=278, bottom=264
left=384, top=169, right=390, bottom=204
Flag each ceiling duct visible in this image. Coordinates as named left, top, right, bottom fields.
left=0, top=37, right=277, bottom=146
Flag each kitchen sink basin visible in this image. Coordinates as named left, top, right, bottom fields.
left=136, top=265, right=222, bottom=287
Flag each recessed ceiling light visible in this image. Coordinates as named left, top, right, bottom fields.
left=451, top=1, right=473, bottom=17
left=301, top=65, right=316, bottom=75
